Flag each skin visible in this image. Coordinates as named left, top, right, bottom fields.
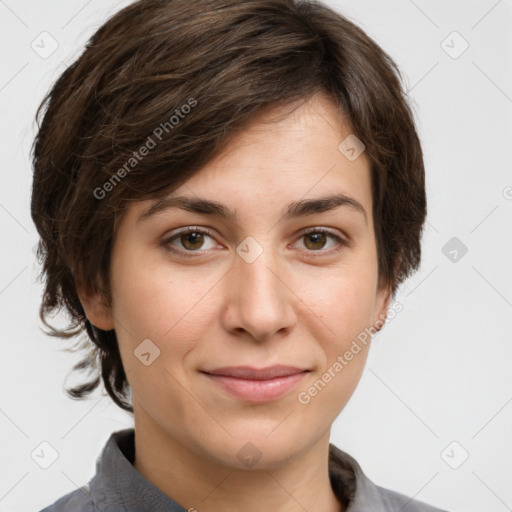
left=79, top=91, right=392, bottom=512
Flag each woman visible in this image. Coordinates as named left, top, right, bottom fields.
left=32, top=0, right=446, bottom=510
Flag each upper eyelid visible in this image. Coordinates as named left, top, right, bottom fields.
left=162, top=226, right=348, bottom=249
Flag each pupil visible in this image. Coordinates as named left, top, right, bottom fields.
left=183, top=232, right=203, bottom=249
left=179, top=231, right=327, bottom=251
left=306, top=232, right=326, bottom=250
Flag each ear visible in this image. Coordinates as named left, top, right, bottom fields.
left=372, top=282, right=393, bottom=333
left=77, top=285, right=115, bottom=331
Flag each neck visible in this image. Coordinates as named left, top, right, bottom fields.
left=132, top=415, right=343, bottom=512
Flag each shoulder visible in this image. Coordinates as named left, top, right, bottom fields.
left=328, top=443, right=449, bottom=512
left=37, top=484, right=95, bottom=512
left=373, top=484, right=449, bottom=512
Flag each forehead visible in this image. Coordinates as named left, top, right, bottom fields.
left=127, top=92, right=372, bottom=226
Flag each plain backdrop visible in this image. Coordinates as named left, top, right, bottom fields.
left=1, top=1, right=511, bottom=511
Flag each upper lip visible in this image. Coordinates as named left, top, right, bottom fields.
left=202, top=365, right=308, bottom=380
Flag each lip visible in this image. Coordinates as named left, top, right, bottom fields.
left=201, top=365, right=309, bottom=402
left=204, top=365, right=307, bottom=380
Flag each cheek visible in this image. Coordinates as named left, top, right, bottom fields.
left=109, top=259, right=212, bottom=420
left=109, top=252, right=218, bottom=365
left=300, top=265, right=378, bottom=346
left=296, top=273, right=375, bottom=419
left=111, top=249, right=172, bottom=333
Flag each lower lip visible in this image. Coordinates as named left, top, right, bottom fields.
left=203, top=372, right=308, bottom=402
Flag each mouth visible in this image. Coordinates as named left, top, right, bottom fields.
left=200, top=365, right=310, bottom=403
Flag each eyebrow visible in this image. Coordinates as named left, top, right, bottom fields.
left=138, top=193, right=367, bottom=225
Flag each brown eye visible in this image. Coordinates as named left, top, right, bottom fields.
left=180, top=231, right=205, bottom=250
left=303, top=231, right=328, bottom=250
left=295, top=227, right=349, bottom=257
left=162, top=226, right=219, bottom=257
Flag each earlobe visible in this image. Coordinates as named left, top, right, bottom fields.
left=77, top=286, right=115, bottom=331
left=373, top=284, right=393, bottom=333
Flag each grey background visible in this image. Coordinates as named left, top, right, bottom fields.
left=1, top=1, right=511, bottom=511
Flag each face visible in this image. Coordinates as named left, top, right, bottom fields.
left=81, top=92, right=391, bottom=469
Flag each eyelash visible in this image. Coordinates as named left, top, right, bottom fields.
left=161, top=226, right=349, bottom=259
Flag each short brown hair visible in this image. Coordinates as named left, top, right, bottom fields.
left=31, top=0, right=426, bottom=414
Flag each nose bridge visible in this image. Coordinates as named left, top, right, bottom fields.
left=224, top=235, right=295, bottom=340
left=236, top=234, right=283, bottom=302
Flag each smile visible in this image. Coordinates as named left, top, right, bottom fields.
left=201, top=367, right=309, bottom=403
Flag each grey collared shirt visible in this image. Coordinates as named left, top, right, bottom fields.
left=39, top=428, right=448, bottom=512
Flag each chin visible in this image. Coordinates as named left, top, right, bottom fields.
left=203, top=424, right=319, bottom=470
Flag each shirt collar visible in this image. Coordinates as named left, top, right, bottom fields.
left=87, top=428, right=388, bottom=511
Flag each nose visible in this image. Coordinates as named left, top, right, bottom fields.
left=220, top=241, right=297, bottom=342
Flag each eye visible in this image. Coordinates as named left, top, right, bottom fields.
left=161, top=226, right=349, bottom=258
left=161, top=227, right=220, bottom=256
left=294, top=227, right=349, bottom=257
